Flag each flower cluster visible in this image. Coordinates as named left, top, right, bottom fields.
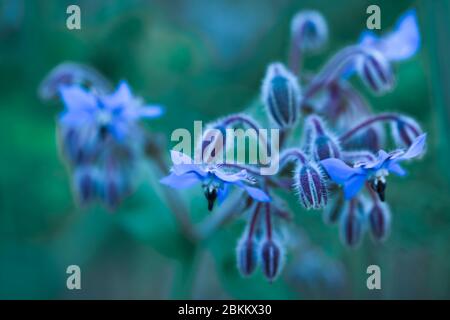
left=160, top=8, right=425, bottom=280
left=41, top=64, right=163, bottom=209
left=43, top=8, right=425, bottom=283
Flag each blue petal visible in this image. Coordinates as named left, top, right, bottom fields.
left=395, top=133, right=427, bottom=161
left=235, top=182, right=271, bottom=202
left=139, top=105, right=164, bottom=118
left=213, top=169, right=248, bottom=183
left=160, top=172, right=201, bottom=189
left=103, top=81, right=133, bottom=107
left=361, top=9, right=420, bottom=61
left=363, top=150, right=390, bottom=170
left=343, top=174, right=367, bottom=199
left=387, top=162, right=407, bottom=176
left=321, top=158, right=361, bottom=184
left=59, top=110, right=94, bottom=127
left=217, top=183, right=230, bottom=204
left=59, top=85, right=97, bottom=112
left=170, top=151, right=207, bottom=177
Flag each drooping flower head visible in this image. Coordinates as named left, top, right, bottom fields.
left=321, top=133, right=426, bottom=201
left=160, top=151, right=270, bottom=211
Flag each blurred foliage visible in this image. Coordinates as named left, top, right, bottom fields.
left=0, top=0, right=449, bottom=299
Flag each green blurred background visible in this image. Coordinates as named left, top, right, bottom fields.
left=1, top=0, right=449, bottom=299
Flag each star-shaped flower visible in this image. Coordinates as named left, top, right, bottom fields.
left=321, top=133, right=426, bottom=200
left=161, top=151, right=270, bottom=211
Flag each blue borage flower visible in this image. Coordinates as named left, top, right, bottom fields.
left=59, top=81, right=163, bottom=142
left=160, top=151, right=270, bottom=211
left=359, top=9, right=420, bottom=62
left=321, top=133, right=426, bottom=201
left=57, top=80, right=163, bottom=209
left=340, top=9, right=419, bottom=85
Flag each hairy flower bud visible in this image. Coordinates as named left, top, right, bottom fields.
left=236, top=236, right=259, bottom=277
left=368, top=201, right=391, bottom=241
left=260, top=238, right=284, bottom=282
left=357, top=49, right=395, bottom=95
left=291, top=10, right=328, bottom=52
left=391, top=116, right=422, bottom=148
left=262, top=62, right=301, bottom=128
left=294, top=161, right=328, bottom=209
left=339, top=197, right=366, bottom=248
left=306, top=115, right=341, bottom=161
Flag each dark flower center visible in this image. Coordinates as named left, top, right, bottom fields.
left=204, top=187, right=218, bottom=211
left=371, top=179, right=386, bottom=202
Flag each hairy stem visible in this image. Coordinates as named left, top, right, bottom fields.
left=339, top=113, right=419, bottom=142
left=303, top=45, right=368, bottom=100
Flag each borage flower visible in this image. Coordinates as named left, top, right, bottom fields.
left=321, top=133, right=426, bottom=201
left=160, top=151, right=270, bottom=211
left=57, top=80, right=163, bottom=209
left=59, top=81, right=163, bottom=143
left=359, top=9, right=420, bottom=62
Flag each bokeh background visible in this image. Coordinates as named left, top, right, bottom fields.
left=1, top=0, right=449, bottom=299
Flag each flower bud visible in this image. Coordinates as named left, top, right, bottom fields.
left=262, top=62, right=301, bottom=128
left=368, top=201, right=391, bottom=242
left=291, top=10, right=328, bottom=52
left=339, top=198, right=366, bottom=248
left=294, top=161, right=328, bottom=210
left=74, top=166, right=99, bottom=205
left=391, top=116, right=422, bottom=148
left=260, top=238, right=284, bottom=282
left=357, top=49, right=395, bottom=95
left=306, top=115, right=341, bottom=161
left=323, top=193, right=345, bottom=225
left=236, top=236, right=259, bottom=277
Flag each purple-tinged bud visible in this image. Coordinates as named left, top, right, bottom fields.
left=291, top=10, right=328, bottom=53
left=339, top=198, right=367, bottom=248
left=357, top=49, right=395, bottom=95
left=305, top=115, right=341, bottom=161
left=74, top=166, right=99, bottom=205
left=323, top=193, right=345, bottom=225
left=262, top=62, right=301, bottom=128
left=236, top=236, right=259, bottom=277
left=368, top=201, right=391, bottom=242
left=294, top=161, right=328, bottom=210
left=260, top=238, right=284, bottom=282
left=391, top=116, right=422, bottom=148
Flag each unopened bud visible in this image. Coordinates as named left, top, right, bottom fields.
left=391, top=116, right=422, bottom=148
left=323, top=193, right=345, bottom=225
left=236, top=236, right=259, bottom=277
left=294, top=161, right=328, bottom=210
left=368, top=201, right=391, bottom=242
left=260, top=238, right=284, bottom=282
left=306, top=115, right=341, bottom=161
left=339, top=198, right=366, bottom=248
left=262, top=62, right=301, bottom=128
left=291, top=10, right=328, bottom=53
left=357, top=49, right=395, bottom=95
